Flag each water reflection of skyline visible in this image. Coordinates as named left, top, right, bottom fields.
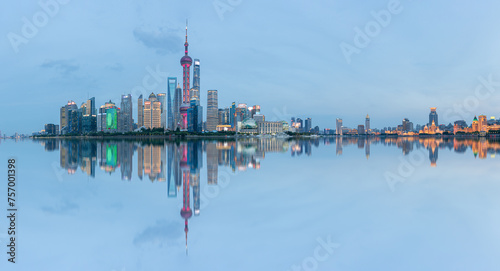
left=36, top=138, right=500, bottom=180
left=32, top=137, right=500, bottom=255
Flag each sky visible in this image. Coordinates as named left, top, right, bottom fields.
left=1, top=0, right=500, bottom=135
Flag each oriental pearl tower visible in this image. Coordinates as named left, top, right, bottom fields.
left=179, top=20, right=192, bottom=130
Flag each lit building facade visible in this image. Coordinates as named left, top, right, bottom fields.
left=157, top=93, right=166, bottom=129
left=365, top=114, right=370, bottom=133
left=429, top=107, right=438, bottom=126
left=167, top=77, right=177, bottom=130
left=336, top=118, right=343, bottom=135
left=137, top=95, right=144, bottom=128
left=120, top=94, right=133, bottom=132
left=258, top=121, right=283, bottom=134
left=206, top=90, right=218, bottom=131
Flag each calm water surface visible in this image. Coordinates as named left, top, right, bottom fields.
left=0, top=137, right=499, bottom=271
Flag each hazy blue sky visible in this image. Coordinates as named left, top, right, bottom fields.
left=2, top=0, right=500, bottom=135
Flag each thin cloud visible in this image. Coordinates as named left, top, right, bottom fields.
left=40, top=59, right=80, bottom=75
left=133, top=26, right=182, bottom=55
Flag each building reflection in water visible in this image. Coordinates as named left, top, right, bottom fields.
left=36, top=137, right=500, bottom=179
left=34, top=137, right=500, bottom=252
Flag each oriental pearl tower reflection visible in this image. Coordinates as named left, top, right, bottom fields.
left=179, top=143, right=192, bottom=254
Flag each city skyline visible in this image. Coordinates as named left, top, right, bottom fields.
left=2, top=1, right=500, bottom=135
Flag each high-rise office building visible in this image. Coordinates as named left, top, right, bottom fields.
left=61, top=101, right=78, bottom=134
left=230, top=102, right=236, bottom=129
left=152, top=99, right=161, bottom=129
left=82, top=97, right=97, bottom=133
left=429, top=107, right=438, bottom=126
left=143, top=93, right=162, bottom=129
left=365, top=114, right=370, bottom=132
left=144, top=100, right=151, bottom=129
left=248, top=105, right=260, bottom=119
left=193, top=59, right=200, bottom=92
left=157, top=93, right=166, bottom=129
left=305, top=118, right=312, bottom=133
left=60, top=106, right=66, bottom=133
left=206, top=90, right=218, bottom=131
left=336, top=118, right=343, bottom=135
left=402, top=118, right=412, bottom=132
left=173, top=84, right=182, bottom=130
left=188, top=98, right=202, bottom=132
left=137, top=95, right=144, bottom=128
left=167, top=77, right=177, bottom=130
left=120, top=94, right=133, bottom=132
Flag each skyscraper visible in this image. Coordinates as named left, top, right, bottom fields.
left=167, top=77, right=177, bottom=130
left=144, top=100, right=151, bottom=129
left=193, top=59, right=200, bottom=93
left=305, top=118, right=312, bottom=133
left=429, top=107, right=438, bottom=126
left=206, top=90, right=218, bottom=131
left=230, top=102, right=236, bottom=129
left=144, top=93, right=162, bottom=129
left=82, top=97, right=97, bottom=133
left=60, top=106, right=66, bottom=133
left=336, top=118, right=343, bottom=135
left=137, top=95, right=144, bottom=128
left=120, top=94, right=133, bottom=132
left=157, top=93, right=166, bottom=129
left=61, top=101, right=78, bottom=134
left=365, top=114, right=370, bottom=132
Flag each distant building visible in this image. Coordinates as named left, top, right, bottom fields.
left=188, top=98, right=203, bottom=133
left=454, top=120, right=467, bottom=128
left=429, top=107, right=438, bottom=126
left=167, top=77, right=177, bottom=130
left=472, top=116, right=479, bottom=132
left=193, top=59, right=200, bottom=92
left=296, top=118, right=303, bottom=133
left=305, top=118, right=312, bottom=133
left=336, top=118, right=343, bottom=135
left=137, top=95, right=144, bottom=128
left=365, top=114, right=370, bottom=133
left=478, top=115, right=487, bottom=132
left=60, top=101, right=77, bottom=134
left=120, top=94, right=133, bottom=132
left=248, top=105, right=260, bottom=119
left=157, top=93, right=166, bottom=129
left=206, top=90, right=218, bottom=131
left=143, top=93, right=162, bottom=129
left=253, top=113, right=265, bottom=123
left=44, top=123, right=57, bottom=134
left=402, top=118, right=412, bottom=132
left=81, top=97, right=97, bottom=133
left=258, top=121, right=283, bottom=134
left=357, top=125, right=365, bottom=135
